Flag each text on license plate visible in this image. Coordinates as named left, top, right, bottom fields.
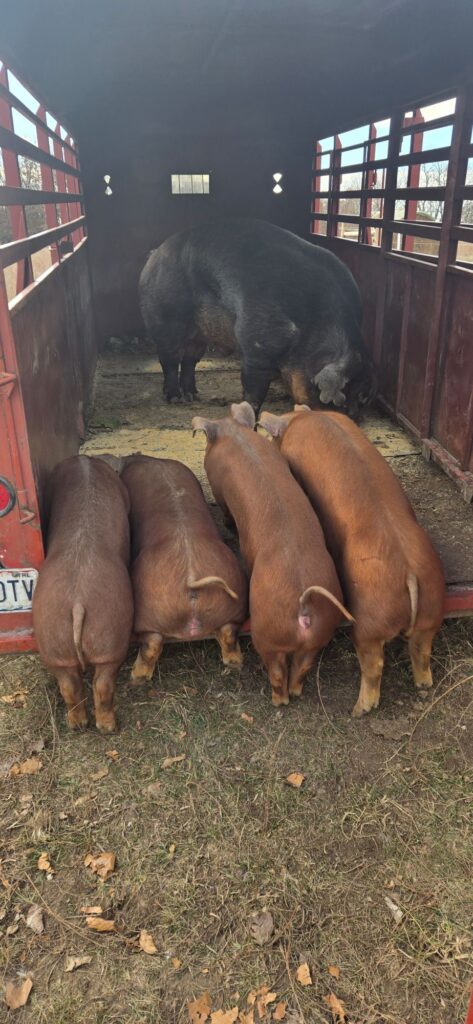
left=0, top=569, right=38, bottom=612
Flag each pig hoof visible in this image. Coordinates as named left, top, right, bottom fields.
left=67, top=716, right=89, bottom=731
left=96, top=719, right=118, bottom=734
left=416, top=687, right=431, bottom=700
left=168, top=394, right=182, bottom=404
left=271, top=694, right=289, bottom=707
left=289, top=684, right=303, bottom=698
left=351, top=701, right=375, bottom=718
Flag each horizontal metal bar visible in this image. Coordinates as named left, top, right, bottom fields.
left=394, top=186, right=446, bottom=201
left=0, top=185, right=83, bottom=206
left=0, top=126, right=80, bottom=178
left=385, top=249, right=438, bottom=268
left=0, top=215, right=85, bottom=267
left=451, top=224, right=473, bottom=242
left=0, top=83, right=76, bottom=155
left=312, top=188, right=385, bottom=200
left=397, top=144, right=451, bottom=167
left=387, top=219, right=442, bottom=239
left=312, top=212, right=382, bottom=228
left=314, top=157, right=387, bottom=176
left=401, top=112, right=456, bottom=136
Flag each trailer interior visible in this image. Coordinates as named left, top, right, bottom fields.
left=1, top=3, right=473, bottom=1023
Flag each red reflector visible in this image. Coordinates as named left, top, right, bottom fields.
left=0, top=477, right=16, bottom=517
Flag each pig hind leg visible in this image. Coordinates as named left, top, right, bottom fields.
left=92, top=661, right=122, bottom=733
left=260, top=649, right=289, bottom=706
left=288, top=648, right=318, bottom=698
left=216, top=623, right=243, bottom=669
left=408, top=627, right=436, bottom=693
left=131, top=632, right=164, bottom=685
left=55, top=668, right=88, bottom=730
left=352, top=639, right=385, bottom=717
left=179, top=337, right=206, bottom=401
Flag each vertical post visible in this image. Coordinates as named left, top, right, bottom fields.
left=361, top=122, right=377, bottom=244
left=372, top=110, right=404, bottom=364
left=52, top=123, right=69, bottom=231
left=36, top=105, right=59, bottom=264
left=402, top=109, right=424, bottom=253
left=311, top=141, right=322, bottom=234
left=328, top=136, right=341, bottom=238
left=0, top=66, right=32, bottom=294
left=420, top=87, right=473, bottom=440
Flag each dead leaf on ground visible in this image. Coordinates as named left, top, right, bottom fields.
left=0, top=690, right=27, bottom=707
left=74, top=792, right=97, bottom=807
left=162, top=754, right=186, bottom=769
left=241, top=713, right=254, bottom=724
left=80, top=905, right=103, bottom=915
left=37, top=852, right=54, bottom=874
left=328, top=965, right=340, bottom=980
left=4, top=977, right=33, bottom=1009
left=384, top=895, right=404, bottom=924
left=295, top=962, right=312, bottom=986
left=84, top=851, right=116, bottom=880
left=86, top=916, right=115, bottom=932
left=168, top=843, right=176, bottom=859
left=272, top=1003, right=287, bottom=1020
left=146, top=781, right=162, bottom=798
left=178, top=729, right=187, bottom=740
left=250, top=910, right=274, bottom=946
left=139, top=929, right=157, bottom=954
left=26, top=905, right=44, bottom=934
left=238, top=1011, right=254, bottom=1024
left=188, top=991, right=212, bottom=1023
left=256, top=989, right=277, bottom=1018
left=171, top=957, right=182, bottom=969
left=105, top=749, right=119, bottom=761
left=324, top=992, right=346, bottom=1021
left=284, top=1013, right=303, bottom=1024
left=64, top=955, right=92, bottom=973
left=286, top=772, right=305, bottom=789
left=6, top=923, right=19, bottom=936
left=210, top=1009, right=239, bottom=1024
left=90, top=767, right=109, bottom=782
left=10, top=757, right=43, bottom=776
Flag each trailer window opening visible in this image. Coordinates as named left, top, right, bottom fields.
left=171, top=173, right=210, bottom=195
left=310, top=91, right=471, bottom=259
left=0, top=60, right=86, bottom=302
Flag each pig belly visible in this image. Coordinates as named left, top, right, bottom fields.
left=195, top=301, right=237, bottom=354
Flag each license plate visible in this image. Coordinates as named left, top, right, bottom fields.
left=0, top=569, right=38, bottom=613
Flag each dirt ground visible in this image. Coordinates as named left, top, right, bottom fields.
left=1, top=344, right=473, bottom=1024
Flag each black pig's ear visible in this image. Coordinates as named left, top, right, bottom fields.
left=257, top=412, right=288, bottom=438
left=230, top=402, right=256, bottom=429
left=312, top=363, right=348, bottom=406
left=191, top=416, right=219, bottom=441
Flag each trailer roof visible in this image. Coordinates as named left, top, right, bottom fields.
left=2, top=0, right=473, bottom=142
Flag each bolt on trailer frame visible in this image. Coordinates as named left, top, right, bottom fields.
left=0, top=59, right=90, bottom=652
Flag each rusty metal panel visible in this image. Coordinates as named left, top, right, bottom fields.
left=9, top=241, right=95, bottom=516
left=397, top=265, right=436, bottom=430
left=431, top=271, right=473, bottom=467
left=378, top=259, right=407, bottom=409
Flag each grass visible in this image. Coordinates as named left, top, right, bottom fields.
left=1, top=620, right=472, bottom=1024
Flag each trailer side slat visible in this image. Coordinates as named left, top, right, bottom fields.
left=0, top=185, right=84, bottom=205
left=0, top=125, right=81, bottom=177
left=0, top=215, right=86, bottom=267
left=0, top=82, right=76, bottom=155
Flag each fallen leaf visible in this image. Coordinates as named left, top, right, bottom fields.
left=37, top=852, right=54, bottom=874
left=188, top=991, right=212, bottom=1023
left=162, top=754, right=186, bottom=769
left=328, top=965, right=340, bottom=980
left=272, top=1004, right=287, bottom=1021
left=286, top=772, right=305, bottom=788
left=74, top=792, right=97, bottom=807
left=5, top=977, right=33, bottom=1009
left=6, top=923, right=19, bottom=936
left=139, top=929, right=157, bottom=954
left=369, top=717, right=411, bottom=741
left=384, top=895, right=404, bottom=924
left=0, top=691, right=27, bottom=707
left=241, top=713, right=254, bottom=724
left=64, top=955, right=92, bottom=973
left=238, top=1012, right=254, bottom=1024
left=86, top=916, right=115, bottom=932
left=105, top=749, right=119, bottom=761
left=26, top=905, right=44, bottom=934
left=171, top=957, right=182, bottom=969
left=324, top=992, right=346, bottom=1021
left=210, top=1010, right=238, bottom=1024
left=80, top=905, right=103, bottom=915
left=146, top=781, right=162, bottom=798
left=84, top=851, right=116, bottom=880
left=250, top=910, right=274, bottom=946
left=256, top=989, right=277, bottom=1018
left=284, top=1013, right=303, bottom=1024
left=178, top=729, right=187, bottom=740
left=90, top=767, right=109, bottom=782
left=10, top=757, right=43, bottom=776
left=296, top=962, right=312, bottom=986
left=168, top=843, right=176, bottom=859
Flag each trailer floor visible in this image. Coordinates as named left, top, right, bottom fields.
left=1, top=343, right=472, bottom=1024
left=82, top=341, right=473, bottom=589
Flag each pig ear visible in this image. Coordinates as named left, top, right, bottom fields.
left=293, top=404, right=311, bottom=413
left=192, top=416, right=218, bottom=442
left=257, top=412, right=288, bottom=438
left=230, top=402, right=256, bottom=429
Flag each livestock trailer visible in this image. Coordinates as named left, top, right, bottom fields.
left=1, top=0, right=473, bottom=660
